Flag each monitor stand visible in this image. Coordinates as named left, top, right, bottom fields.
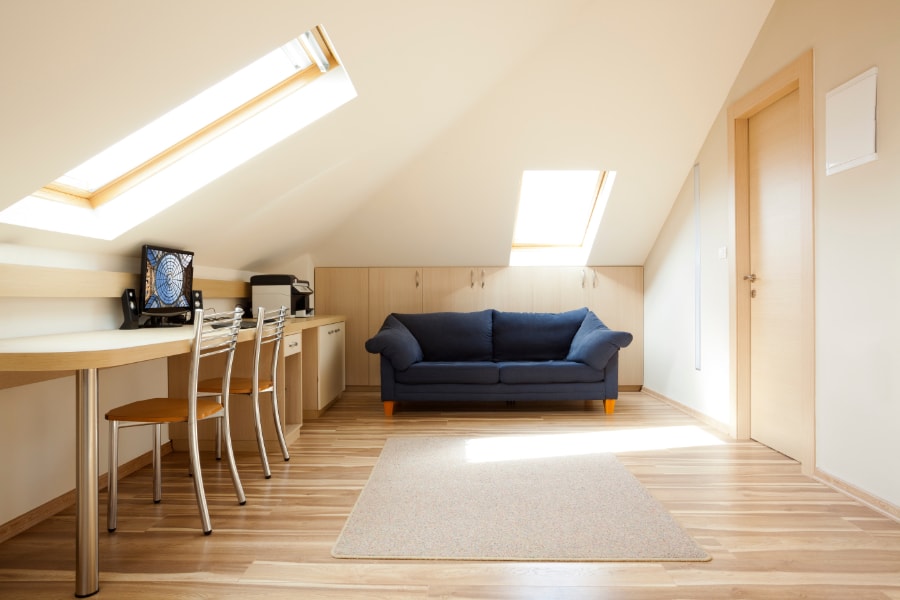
left=142, top=315, right=186, bottom=328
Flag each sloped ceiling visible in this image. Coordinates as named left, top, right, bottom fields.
left=0, top=0, right=773, bottom=272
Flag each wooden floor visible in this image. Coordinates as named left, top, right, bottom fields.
left=1, top=391, right=899, bottom=599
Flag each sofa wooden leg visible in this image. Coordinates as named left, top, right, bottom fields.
left=383, top=401, right=396, bottom=417
left=603, top=399, right=616, bottom=414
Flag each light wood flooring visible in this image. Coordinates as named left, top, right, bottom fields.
left=1, top=391, right=899, bottom=599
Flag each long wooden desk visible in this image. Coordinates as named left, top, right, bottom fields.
left=0, top=314, right=343, bottom=598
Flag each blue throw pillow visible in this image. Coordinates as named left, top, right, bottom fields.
left=364, top=315, right=423, bottom=370
left=566, top=312, right=633, bottom=370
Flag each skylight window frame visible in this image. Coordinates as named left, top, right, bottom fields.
left=35, top=26, right=340, bottom=211
left=510, top=170, right=609, bottom=251
left=509, top=169, right=616, bottom=267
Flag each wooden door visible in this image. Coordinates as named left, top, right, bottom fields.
left=747, top=89, right=804, bottom=460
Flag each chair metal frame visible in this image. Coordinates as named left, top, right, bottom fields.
left=201, top=305, right=290, bottom=479
left=105, top=307, right=246, bottom=535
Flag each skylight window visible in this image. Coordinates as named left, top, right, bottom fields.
left=1, top=25, right=355, bottom=239
left=509, top=169, right=616, bottom=266
left=54, top=39, right=316, bottom=196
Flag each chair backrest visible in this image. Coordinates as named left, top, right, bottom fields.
left=252, top=305, right=287, bottom=385
left=188, top=307, right=244, bottom=418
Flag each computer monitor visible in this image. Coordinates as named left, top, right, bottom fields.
left=139, top=244, right=194, bottom=327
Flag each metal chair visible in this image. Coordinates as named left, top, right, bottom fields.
left=105, top=307, right=246, bottom=535
left=199, top=305, right=290, bottom=479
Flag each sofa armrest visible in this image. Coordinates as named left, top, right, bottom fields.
left=379, top=356, right=397, bottom=400
left=566, top=312, right=633, bottom=371
left=364, top=314, right=424, bottom=370
left=602, top=352, right=620, bottom=398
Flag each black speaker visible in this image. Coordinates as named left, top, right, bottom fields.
left=119, top=288, right=141, bottom=330
left=186, top=290, right=203, bottom=324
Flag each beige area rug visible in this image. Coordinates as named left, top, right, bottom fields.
left=332, top=436, right=710, bottom=562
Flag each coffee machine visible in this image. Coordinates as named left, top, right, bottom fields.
left=250, top=274, right=314, bottom=317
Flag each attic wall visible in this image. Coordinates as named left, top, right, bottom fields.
left=644, top=114, right=731, bottom=425
left=644, top=0, right=900, bottom=510
left=311, top=1, right=772, bottom=267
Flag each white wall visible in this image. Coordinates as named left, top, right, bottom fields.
left=644, top=0, right=900, bottom=508
left=0, top=363, right=168, bottom=524
left=265, top=253, right=317, bottom=310
left=645, top=113, right=732, bottom=425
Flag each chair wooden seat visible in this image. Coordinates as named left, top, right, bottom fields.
left=106, top=397, right=227, bottom=423
left=198, top=377, right=273, bottom=397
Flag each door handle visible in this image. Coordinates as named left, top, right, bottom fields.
left=743, top=274, right=757, bottom=282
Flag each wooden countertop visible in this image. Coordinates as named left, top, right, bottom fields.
left=0, top=314, right=345, bottom=372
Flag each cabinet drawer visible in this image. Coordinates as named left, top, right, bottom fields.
left=283, top=333, right=302, bottom=356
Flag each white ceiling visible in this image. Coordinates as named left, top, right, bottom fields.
left=0, top=0, right=773, bottom=272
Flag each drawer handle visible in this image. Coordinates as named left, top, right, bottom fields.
left=288, top=341, right=299, bottom=348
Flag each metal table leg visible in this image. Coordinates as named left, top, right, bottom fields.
left=75, top=369, right=99, bottom=597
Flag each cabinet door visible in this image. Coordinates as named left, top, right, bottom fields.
left=480, top=267, right=533, bottom=312
left=318, top=323, right=346, bottom=409
left=588, top=267, right=643, bottom=387
left=283, top=334, right=302, bottom=429
left=531, top=267, right=591, bottom=313
left=315, top=268, right=369, bottom=386
left=368, top=268, right=424, bottom=384
left=423, top=267, right=481, bottom=312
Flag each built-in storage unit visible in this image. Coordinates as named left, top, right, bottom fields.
left=315, top=266, right=644, bottom=389
left=282, top=332, right=302, bottom=433
left=302, top=321, right=346, bottom=417
left=314, top=268, right=369, bottom=386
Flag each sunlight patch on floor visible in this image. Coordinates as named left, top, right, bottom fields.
left=464, top=426, right=725, bottom=463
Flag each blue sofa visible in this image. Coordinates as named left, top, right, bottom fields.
left=365, top=307, right=633, bottom=416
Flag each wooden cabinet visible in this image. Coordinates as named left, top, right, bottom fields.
left=423, top=267, right=482, bottom=312
left=303, top=322, right=346, bottom=416
left=423, top=266, right=592, bottom=313
left=478, top=267, right=530, bottom=312
left=283, top=333, right=302, bottom=431
left=423, top=267, right=538, bottom=312
left=529, top=266, right=591, bottom=313
left=368, top=267, right=423, bottom=317
left=314, top=268, right=368, bottom=386
left=367, top=268, right=423, bottom=384
left=587, top=267, right=643, bottom=387
left=319, top=324, right=346, bottom=409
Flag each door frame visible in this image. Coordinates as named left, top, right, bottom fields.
left=727, top=50, right=816, bottom=473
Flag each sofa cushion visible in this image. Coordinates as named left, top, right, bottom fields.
left=499, top=361, right=604, bottom=384
left=395, top=310, right=493, bottom=361
left=395, top=361, right=500, bottom=385
left=492, top=307, right=588, bottom=361
left=566, top=312, right=633, bottom=370
left=364, top=314, right=424, bottom=370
